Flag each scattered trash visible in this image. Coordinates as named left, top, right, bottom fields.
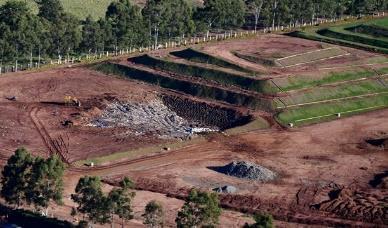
left=88, top=99, right=218, bottom=139
left=213, top=185, right=237, bottom=193
left=5, top=96, right=16, bottom=101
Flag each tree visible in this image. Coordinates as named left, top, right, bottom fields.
left=1, top=148, right=33, bottom=207
left=0, top=1, right=46, bottom=63
left=246, top=0, right=264, bottom=31
left=80, top=15, right=104, bottom=53
left=26, top=154, right=65, bottom=215
left=175, top=189, right=221, bottom=228
left=35, top=0, right=81, bottom=58
left=143, top=200, right=164, bottom=228
left=106, top=0, right=147, bottom=51
left=35, top=0, right=64, bottom=22
left=196, top=0, right=245, bottom=37
left=143, top=0, right=195, bottom=48
left=243, top=213, right=274, bottom=228
left=71, top=176, right=111, bottom=225
left=72, top=176, right=135, bottom=227
left=108, top=177, right=136, bottom=228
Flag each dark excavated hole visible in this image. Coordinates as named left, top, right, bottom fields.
left=365, top=137, right=388, bottom=149
left=369, top=171, right=388, bottom=188
left=161, top=95, right=253, bottom=130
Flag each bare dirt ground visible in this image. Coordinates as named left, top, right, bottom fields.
left=0, top=34, right=387, bottom=227
left=201, top=34, right=388, bottom=77
left=0, top=67, right=170, bottom=162
left=90, top=109, right=388, bottom=226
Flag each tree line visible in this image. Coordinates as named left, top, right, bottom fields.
left=0, top=0, right=387, bottom=64
left=0, top=148, right=274, bottom=227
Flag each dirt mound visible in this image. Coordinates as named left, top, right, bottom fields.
left=211, top=161, right=277, bottom=181
left=297, top=183, right=388, bottom=225
left=317, top=187, right=388, bottom=224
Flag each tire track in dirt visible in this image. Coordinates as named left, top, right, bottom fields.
left=68, top=144, right=196, bottom=172
left=29, top=106, right=70, bottom=163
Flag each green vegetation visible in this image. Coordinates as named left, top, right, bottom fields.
left=1, top=148, right=65, bottom=214
left=274, top=66, right=388, bottom=126
left=276, top=69, right=379, bottom=91
left=369, top=17, right=388, bottom=28
left=280, top=79, right=388, bottom=106
left=176, top=189, right=221, bottom=227
left=71, top=176, right=135, bottom=226
left=318, top=26, right=388, bottom=49
left=131, top=55, right=271, bottom=93
left=170, top=48, right=253, bottom=73
left=243, top=213, right=274, bottom=228
left=225, top=118, right=270, bottom=135
left=277, top=94, right=388, bottom=126
left=0, top=203, right=74, bottom=228
left=1, top=0, right=387, bottom=65
left=291, top=17, right=388, bottom=54
left=93, top=62, right=274, bottom=111
left=74, top=137, right=206, bottom=167
left=0, top=0, right=113, bottom=20
left=143, top=200, right=165, bottom=227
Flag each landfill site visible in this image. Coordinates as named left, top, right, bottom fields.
left=0, top=34, right=387, bottom=227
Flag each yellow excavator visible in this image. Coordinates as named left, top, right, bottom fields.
left=64, top=96, right=81, bottom=107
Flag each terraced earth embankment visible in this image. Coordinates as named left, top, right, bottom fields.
left=290, top=17, right=388, bottom=54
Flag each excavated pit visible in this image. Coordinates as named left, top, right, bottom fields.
left=87, top=95, right=253, bottom=139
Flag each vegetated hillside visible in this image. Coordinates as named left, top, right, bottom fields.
left=0, top=0, right=201, bottom=20
left=291, top=17, right=388, bottom=54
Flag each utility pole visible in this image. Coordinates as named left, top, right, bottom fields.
left=15, top=43, right=18, bottom=72
left=30, top=48, right=33, bottom=69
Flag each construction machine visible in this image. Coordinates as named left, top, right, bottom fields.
left=64, top=96, right=81, bottom=107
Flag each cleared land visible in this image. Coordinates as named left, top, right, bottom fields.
left=0, top=28, right=388, bottom=227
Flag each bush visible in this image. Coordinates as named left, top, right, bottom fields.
left=243, top=213, right=274, bottom=228
left=0, top=204, right=74, bottom=228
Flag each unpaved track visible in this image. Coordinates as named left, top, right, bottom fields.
left=69, top=108, right=388, bottom=227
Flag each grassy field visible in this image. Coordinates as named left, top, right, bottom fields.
left=0, top=0, right=113, bottom=20
left=279, top=79, right=388, bottom=106
left=273, top=68, right=384, bottom=91
left=276, top=94, right=388, bottom=126
left=368, top=17, right=388, bottom=27
left=0, top=0, right=201, bottom=20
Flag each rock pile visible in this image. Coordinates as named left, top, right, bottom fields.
left=215, top=161, right=277, bottom=182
